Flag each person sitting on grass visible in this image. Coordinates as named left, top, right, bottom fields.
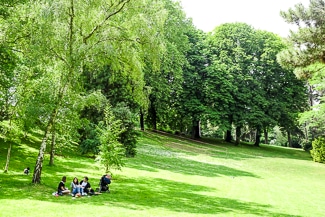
left=57, top=176, right=70, bottom=196
left=99, top=174, right=111, bottom=193
left=80, top=176, right=94, bottom=195
left=70, top=177, right=82, bottom=197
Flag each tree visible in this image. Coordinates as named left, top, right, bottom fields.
left=79, top=0, right=171, bottom=155
left=0, top=46, right=17, bottom=121
left=112, top=103, right=140, bottom=157
left=0, top=0, right=27, bottom=172
left=206, top=23, right=308, bottom=146
left=145, top=0, right=190, bottom=131
left=279, top=0, right=325, bottom=141
left=9, top=0, right=132, bottom=183
left=179, top=26, right=208, bottom=138
left=0, top=46, right=19, bottom=174
left=250, top=30, right=308, bottom=147
left=0, top=120, right=21, bottom=173
left=206, top=23, right=257, bottom=143
left=96, top=105, right=125, bottom=174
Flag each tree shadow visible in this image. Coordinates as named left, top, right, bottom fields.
left=0, top=175, right=303, bottom=217
left=127, top=145, right=259, bottom=178
left=143, top=131, right=312, bottom=161
left=106, top=177, right=303, bottom=216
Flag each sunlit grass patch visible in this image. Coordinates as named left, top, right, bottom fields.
left=0, top=131, right=324, bottom=217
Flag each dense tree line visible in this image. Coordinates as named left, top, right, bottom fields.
left=1, top=0, right=323, bottom=182
left=279, top=0, right=325, bottom=161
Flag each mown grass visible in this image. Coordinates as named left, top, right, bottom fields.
left=0, top=130, right=325, bottom=217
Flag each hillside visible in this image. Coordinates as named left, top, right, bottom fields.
left=0, top=131, right=324, bottom=217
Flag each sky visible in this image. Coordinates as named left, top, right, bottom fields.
left=179, top=0, right=310, bottom=37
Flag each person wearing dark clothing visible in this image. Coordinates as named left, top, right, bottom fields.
left=57, top=176, right=70, bottom=195
left=80, top=176, right=94, bottom=195
left=99, top=174, right=111, bottom=193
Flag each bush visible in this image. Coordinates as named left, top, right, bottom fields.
left=301, top=139, right=312, bottom=151
left=291, top=138, right=302, bottom=149
left=79, top=123, right=100, bottom=155
left=311, top=137, right=325, bottom=163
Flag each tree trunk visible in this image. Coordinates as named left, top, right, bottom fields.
left=32, top=123, right=51, bottom=184
left=152, top=107, right=157, bottom=130
left=4, top=143, right=12, bottom=173
left=235, top=126, right=241, bottom=146
left=49, top=123, right=56, bottom=166
left=287, top=130, right=292, bottom=147
left=140, top=109, right=144, bottom=131
left=263, top=128, right=268, bottom=144
left=254, top=127, right=261, bottom=147
left=32, top=107, right=58, bottom=184
left=308, top=83, right=314, bottom=107
left=250, top=130, right=254, bottom=143
left=4, top=119, right=13, bottom=173
left=304, top=123, right=308, bottom=140
left=191, top=120, right=201, bottom=139
left=225, top=130, right=232, bottom=142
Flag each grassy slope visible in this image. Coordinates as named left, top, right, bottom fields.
left=0, top=131, right=325, bottom=217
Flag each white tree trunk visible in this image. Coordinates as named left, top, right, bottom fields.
left=4, top=143, right=12, bottom=173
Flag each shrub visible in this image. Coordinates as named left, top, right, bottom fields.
left=79, top=123, right=101, bottom=155
left=291, top=138, right=302, bottom=149
left=301, top=139, right=312, bottom=151
left=310, top=137, right=325, bottom=163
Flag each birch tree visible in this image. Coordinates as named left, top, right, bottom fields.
left=11, top=0, right=132, bottom=183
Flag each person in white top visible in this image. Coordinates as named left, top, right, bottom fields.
left=80, top=176, right=92, bottom=195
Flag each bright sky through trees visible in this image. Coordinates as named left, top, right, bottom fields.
left=179, top=0, right=310, bottom=36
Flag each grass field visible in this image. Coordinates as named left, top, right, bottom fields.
left=0, top=131, right=325, bottom=217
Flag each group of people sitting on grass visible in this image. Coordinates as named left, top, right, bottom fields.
left=57, top=174, right=111, bottom=197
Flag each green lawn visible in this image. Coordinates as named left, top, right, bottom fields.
left=0, top=131, right=324, bottom=217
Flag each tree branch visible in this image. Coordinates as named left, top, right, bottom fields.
left=49, top=47, right=68, bottom=66
left=83, top=0, right=131, bottom=44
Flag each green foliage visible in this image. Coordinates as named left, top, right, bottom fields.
left=0, top=120, right=22, bottom=144
left=200, top=121, right=224, bottom=138
left=300, top=139, right=312, bottom=151
left=0, top=45, right=17, bottom=121
left=178, top=26, right=208, bottom=136
left=79, top=91, right=139, bottom=158
left=96, top=105, right=125, bottom=173
left=78, top=92, right=108, bottom=155
left=311, top=136, right=325, bottom=163
left=205, top=23, right=308, bottom=145
left=112, top=103, right=139, bottom=157
left=145, top=0, right=190, bottom=130
left=79, top=123, right=100, bottom=155
left=278, top=0, right=325, bottom=144
left=269, top=126, right=294, bottom=147
left=279, top=0, right=325, bottom=69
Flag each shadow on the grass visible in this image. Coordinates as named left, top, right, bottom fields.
left=126, top=151, right=260, bottom=178
left=144, top=131, right=311, bottom=161
left=0, top=175, right=302, bottom=217
left=107, top=177, right=303, bottom=216
left=0, top=131, right=307, bottom=217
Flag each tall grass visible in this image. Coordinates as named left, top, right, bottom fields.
left=0, top=131, right=324, bottom=217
